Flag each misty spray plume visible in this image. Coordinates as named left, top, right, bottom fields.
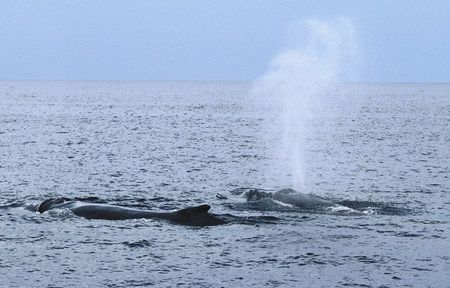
left=252, top=18, right=358, bottom=190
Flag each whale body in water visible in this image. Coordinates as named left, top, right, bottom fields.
left=31, top=198, right=227, bottom=227
left=232, top=188, right=360, bottom=214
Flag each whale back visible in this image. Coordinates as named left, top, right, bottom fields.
left=34, top=198, right=227, bottom=226
left=178, top=204, right=211, bottom=214
left=171, top=204, right=226, bottom=226
left=243, top=189, right=273, bottom=201
left=37, top=197, right=70, bottom=213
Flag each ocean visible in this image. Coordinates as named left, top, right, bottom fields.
left=0, top=81, right=449, bottom=287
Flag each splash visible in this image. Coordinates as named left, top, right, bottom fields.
left=252, top=18, right=358, bottom=190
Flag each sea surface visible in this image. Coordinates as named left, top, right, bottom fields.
left=0, top=81, right=449, bottom=287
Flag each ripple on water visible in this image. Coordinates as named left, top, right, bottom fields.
left=0, top=82, right=449, bottom=287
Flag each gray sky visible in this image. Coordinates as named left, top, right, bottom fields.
left=1, top=0, right=449, bottom=82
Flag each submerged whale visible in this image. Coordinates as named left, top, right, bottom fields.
left=232, top=188, right=360, bottom=214
left=32, top=198, right=227, bottom=227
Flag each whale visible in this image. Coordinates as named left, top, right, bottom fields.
left=244, top=188, right=337, bottom=209
left=32, top=198, right=227, bottom=227
left=232, top=188, right=360, bottom=214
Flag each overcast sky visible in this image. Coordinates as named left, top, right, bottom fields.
left=1, top=0, right=449, bottom=82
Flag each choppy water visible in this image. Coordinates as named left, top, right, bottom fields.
left=0, top=81, right=449, bottom=287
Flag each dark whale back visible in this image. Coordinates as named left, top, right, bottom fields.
left=34, top=198, right=226, bottom=226
left=169, top=204, right=227, bottom=226
left=37, top=197, right=70, bottom=213
left=177, top=204, right=211, bottom=215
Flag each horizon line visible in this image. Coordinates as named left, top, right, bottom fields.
left=1, top=79, right=450, bottom=85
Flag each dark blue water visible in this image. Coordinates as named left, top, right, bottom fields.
left=0, top=81, right=449, bottom=287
